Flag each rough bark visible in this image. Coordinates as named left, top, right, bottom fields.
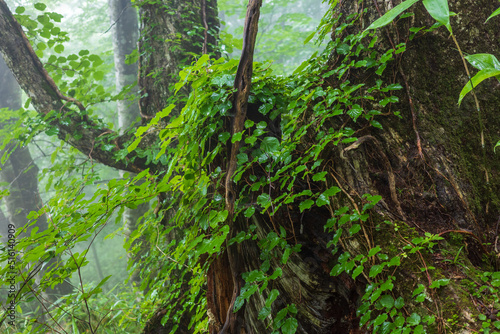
left=138, top=1, right=221, bottom=331
left=137, top=0, right=219, bottom=119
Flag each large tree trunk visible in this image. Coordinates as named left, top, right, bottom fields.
left=139, top=1, right=221, bottom=333
left=204, top=0, right=500, bottom=333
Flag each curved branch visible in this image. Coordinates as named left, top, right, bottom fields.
left=225, top=0, right=262, bottom=215
left=219, top=1, right=262, bottom=333
left=0, top=0, right=146, bottom=173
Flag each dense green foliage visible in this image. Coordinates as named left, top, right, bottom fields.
left=1, top=0, right=500, bottom=333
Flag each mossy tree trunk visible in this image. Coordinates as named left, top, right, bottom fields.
left=137, top=0, right=219, bottom=119
left=204, top=0, right=500, bottom=333
left=139, top=1, right=220, bottom=333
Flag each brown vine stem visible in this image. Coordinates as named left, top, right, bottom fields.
left=373, top=0, right=423, bottom=160
left=329, top=168, right=373, bottom=262
left=220, top=0, right=262, bottom=333
left=399, top=64, right=423, bottom=160
left=155, top=225, right=191, bottom=270
left=201, top=0, right=208, bottom=55
left=451, top=34, right=488, bottom=183
left=438, top=229, right=488, bottom=254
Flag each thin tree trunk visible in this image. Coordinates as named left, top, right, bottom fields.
left=108, top=0, right=150, bottom=286
left=0, top=55, right=73, bottom=300
left=206, top=0, right=500, bottom=332
left=108, top=0, right=140, bottom=131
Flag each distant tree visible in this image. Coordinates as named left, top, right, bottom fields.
left=108, top=0, right=149, bottom=286
left=0, top=55, right=72, bottom=303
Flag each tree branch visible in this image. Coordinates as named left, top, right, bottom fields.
left=220, top=1, right=262, bottom=333
left=0, top=0, right=146, bottom=173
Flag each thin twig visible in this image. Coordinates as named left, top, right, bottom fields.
left=399, top=64, right=423, bottom=159
left=451, top=34, right=488, bottom=184
left=201, top=0, right=209, bottom=55
left=102, top=5, right=133, bottom=35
